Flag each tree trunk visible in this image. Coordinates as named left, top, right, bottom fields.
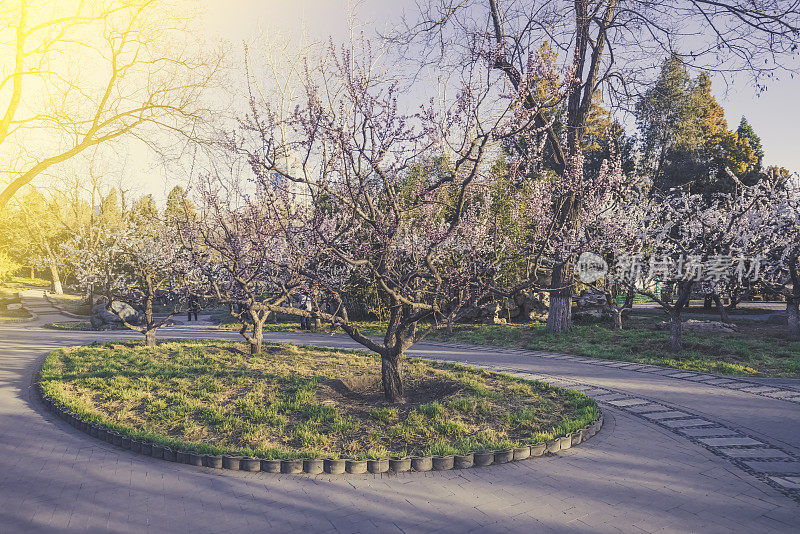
left=624, top=289, right=635, bottom=309
left=250, top=324, right=264, bottom=355
left=29, top=266, right=34, bottom=279
left=703, top=294, right=713, bottom=309
left=145, top=329, right=157, bottom=347
left=669, top=309, right=683, bottom=352
left=712, top=293, right=731, bottom=323
left=546, top=262, right=572, bottom=333
left=787, top=300, right=800, bottom=341
left=381, top=354, right=404, bottom=403
left=613, top=308, right=623, bottom=330
left=49, top=260, right=63, bottom=295
left=661, top=282, right=674, bottom=304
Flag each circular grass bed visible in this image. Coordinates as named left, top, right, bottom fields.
left=39, top=340, right=598, bottom=460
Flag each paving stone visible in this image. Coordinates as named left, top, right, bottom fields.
left=717, top=382, right=753, bottom=389
left=699, top=437, right=764, bottom=447
left=737, top=386, right=781, bottom=394
left=624, top=404, right=669, bottom=414
left=642, top=411, right=692, bottom=421
left=743, top=461, right=800, bottom=475
left=684, top=374, right=716, bottom=382
left=662, top=418, right=716, bottom=428
left=701, top=378, right=739, bottom=385
left=768, top=477, right=800, bottom=490
left=763, top=391, right=800, bottom=400
left=672, top=423, right=730, bottom=434
left=664, top=372, right=699, bottom=379
left=607, top=398, right=650, bottom=407
left=718, top=448, right=791, bottom=459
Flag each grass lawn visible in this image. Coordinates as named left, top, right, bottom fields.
left=39, top=340, right=597, bottom=459
left=424, top=321, right=800, bottom=377
left=10, top=275, right=51, bottom=287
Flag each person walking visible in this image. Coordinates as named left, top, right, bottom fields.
left=187, top=294, right=200, bottom=322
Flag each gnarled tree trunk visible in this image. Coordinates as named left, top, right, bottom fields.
left=145, top=329, right=157, bottom=347
left=250, top=326, right=264, bottom=355
left=613, top=308, right=624, bottom=330
left=712, top=293, right=731, bottom=323
left=547, top=262, right=572, bottom=333
left=381, top=352, right=404, bottom=403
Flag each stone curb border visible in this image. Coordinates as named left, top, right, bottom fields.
left=37, top=382, right=602, bottom=476
left=0, top=311, right=38, bottom=324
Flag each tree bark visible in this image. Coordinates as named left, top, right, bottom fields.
left=250, top=322, right=264, bottom=355
left=613, top=309, right=623, bottom=330
left=661, top=282, right=673, bottom=304
left=712, top=293, right=731, bottom=323
left=49, top=260, right=63, bottom=295
left=669, top=309, right=683, bottom=352
left=546, top=262, right=572, bottom=333
left=381, top=354, right=404, bottom=403
left=787, top=300, right=800, bottom=341
left=624, top=289, right=635, bottom=309
left=144, top=329, right=156, bottom=347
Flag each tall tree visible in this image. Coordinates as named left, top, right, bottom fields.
left=736, top=117, right=765, bottom=183
left=0, top=0, right=220, bottom=209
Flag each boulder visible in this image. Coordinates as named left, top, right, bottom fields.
left=508, top=290, right=549, bottom=321
left=482, top=302, right=506, bottom=324
left=109, top=300, right=142, bottom=324
left=573, top=288, right=609, bottom=319
left=91, top=299, right=141, bottom=327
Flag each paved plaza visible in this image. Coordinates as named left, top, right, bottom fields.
left=1, top=291, right=798, bottom=532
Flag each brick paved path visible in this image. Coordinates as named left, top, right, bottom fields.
left=1, top=290, right=798, bottom=533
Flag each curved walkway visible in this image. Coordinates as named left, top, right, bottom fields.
left=1, top=291, right=798, bottom=532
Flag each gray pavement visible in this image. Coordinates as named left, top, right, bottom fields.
left=0, top=290, right=798, bottom=533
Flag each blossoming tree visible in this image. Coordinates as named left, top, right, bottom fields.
left=185, top=174, right=306, bottom=356
left=63, top=217, right=189, bottom=346
left=228, top=42, right=540, bottom=402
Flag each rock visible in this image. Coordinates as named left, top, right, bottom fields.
left=482, top=302, right=506, bottom=324
left=573, top=288, right=610, bottom=320
left=109, top=300, right=142, bottom=324
left=656, top=319, right=738, bottom=333
left=91, top=299, right=141, bottom=327
left=512, top=290, right=549, bottom=321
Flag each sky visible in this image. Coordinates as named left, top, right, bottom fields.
left=132, top=0, right=800, bottom=201
left=200, top=0, right=800, bottom=163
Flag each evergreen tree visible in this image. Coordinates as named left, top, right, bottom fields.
left=99, top=188, right=122, bottom=229
left=164, top=186, right=195, bottom=224
left=736, top=117, right=765, bottom=183
left=636, top=56, right=760, bottom=195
